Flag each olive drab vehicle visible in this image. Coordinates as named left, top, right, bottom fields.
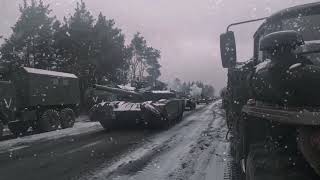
left=89, top=84, right=185, bottom=130
left=0, top=65, right=80, bottom=137
left=221, top=2, right=320, bottom=180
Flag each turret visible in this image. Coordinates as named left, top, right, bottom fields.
left=93, top=84, right=177, bottom=101
left=93, top=84, right=143, bottom=100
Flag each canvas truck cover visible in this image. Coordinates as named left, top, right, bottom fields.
left=12, top=67, right=80, bottom=109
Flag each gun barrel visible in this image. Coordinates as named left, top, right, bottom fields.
left=93, top=84, right=142, bottom=98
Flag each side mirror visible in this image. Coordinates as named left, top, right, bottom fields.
left=220, top=31, right=237, bottom=68
left=260, top=30, right=304, bottom=53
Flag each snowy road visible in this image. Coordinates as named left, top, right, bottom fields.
left=0, top=101, right=233, bottom=180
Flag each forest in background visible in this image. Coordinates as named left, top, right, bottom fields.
left=0, top=0, right=215, bottom=99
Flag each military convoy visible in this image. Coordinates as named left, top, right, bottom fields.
left=0, top=66, right=80, bottom=137
left=221, top=2, right=320, bottom=179
left=89, top=84, right=185, bottom=130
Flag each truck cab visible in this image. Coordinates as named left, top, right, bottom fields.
left=220, top=2, right=320, bottom=179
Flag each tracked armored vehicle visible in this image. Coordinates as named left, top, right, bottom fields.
left=89, top=85, right=185, bottom=130
left=0, top=65, right=80, bottom=137
left=221, top=2, right=320, bottom=179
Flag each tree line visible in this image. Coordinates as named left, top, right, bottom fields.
left=0, top=0, right=162, bottom=94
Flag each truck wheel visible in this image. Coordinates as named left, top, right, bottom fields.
left=148, top=116, right=170, bottom=129
left=177, top=112, right=183, bottom=122
left=39, top=109, right=60, bottom=132
left=8, top=121, right=30, bottom=136
left=162, top=117, right=171, bottom=129
left=60, top=108, right=76, bottom=129
left=0, top=122, right=3, bottom=137
left=246, top=144, right=311, bottom=180
left=298, top=127, right=320, bottom=176
left=245, top=144, right=267, bottom=180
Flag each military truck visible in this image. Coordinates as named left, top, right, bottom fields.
left=0, top=66, right=80, bottom=137
left=221, top=2, right=320, bottom=179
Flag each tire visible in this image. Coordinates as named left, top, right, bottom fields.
left=0, top=122, right=3, bottom=138
left=177, top=112, right=183, bottom=122
left=8, top=121, right=30, bottom=136
left=148, top=116, right=171, bottom=129
left=245, top=144, right=311, bottom=180
left=298, top=127, right=320, bottom=176
left=245, top=144, right=266, bottom=180
left=159, top=117, right=171, bottom=129
left=38, top=109, right=60, bottom=132
left=60, top=108, right=76, bottom=129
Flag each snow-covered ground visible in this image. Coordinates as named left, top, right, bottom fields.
left=80, top=100, right=231, bottom=180
left=0, top=116, right=103, bottom=153
left=0, top=102, right=230, bottom=180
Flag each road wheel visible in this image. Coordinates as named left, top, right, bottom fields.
left=39, top=109, right=60, bottom=132
left=60, top=108, right=76, bottom=129
left=8, top=121, right=30, bottom=136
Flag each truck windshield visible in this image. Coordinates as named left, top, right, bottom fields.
left=284, top=14, right=320, bottom=65
left=260, top=14, right=320, bottom=65
left=282, top=14, right=320, bottom=42
left=264, top=14, right=320, bottom=42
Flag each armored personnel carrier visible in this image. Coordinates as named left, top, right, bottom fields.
left=0, top=65, right=80, bottom=136
left=221, top=2, right=320, bottom=179
left=89, top=85, right=185, bottom=130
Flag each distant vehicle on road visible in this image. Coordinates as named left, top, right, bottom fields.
left=185, top=99, right=196, bottom=110
left=197, top=98, right=210, bottom=105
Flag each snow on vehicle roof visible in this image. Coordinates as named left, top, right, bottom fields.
left=114, top=101, right=141, bottom=111
left=23, top=67, right=78, bottom=78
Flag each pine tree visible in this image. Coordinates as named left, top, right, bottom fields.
left=52, top=18, right=73, bottom=71
left=144, top=47, right=161, bottom=86
left=1, top=0, right=56, bottom=69
left=129, top=32, right=147, bottom=81
left=129, top=33, right=161, bottom=86
left=62, top=0, right=95, bottom=109
left=92, top=13, right=129, bottom=84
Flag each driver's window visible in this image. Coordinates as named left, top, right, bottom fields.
left=256, top=22, right=282, bottom=64
left=256, top=35, right=266, bottom=64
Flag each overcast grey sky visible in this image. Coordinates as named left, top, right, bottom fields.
left=0, top=0, right=318, bottom=91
